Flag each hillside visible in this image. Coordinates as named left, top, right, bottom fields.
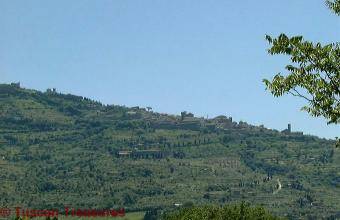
left=0, top=83, right=339, bottom=219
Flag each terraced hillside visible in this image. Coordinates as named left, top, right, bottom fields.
left=0, top=83, right=339, bottom=219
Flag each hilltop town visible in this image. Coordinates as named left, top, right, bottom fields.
left=0, top=83, right=338, bottom=219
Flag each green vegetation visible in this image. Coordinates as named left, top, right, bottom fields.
left=327, top=0, right=340, bottom=14
left=163, top=202, right=284, bottom=220
left=0, top=83, right=339, bottom=219
left=263, top=0, right=339, bottom=125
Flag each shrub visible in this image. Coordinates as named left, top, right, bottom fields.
left=163, top=202, right=284, bottom=220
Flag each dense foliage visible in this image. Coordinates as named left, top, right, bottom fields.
left=163, top=203, right=284, bottom=220
left=0, top=84, right=339, bottom=219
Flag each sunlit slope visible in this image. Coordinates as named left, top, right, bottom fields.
left=0, top=83, right=339, bottom=219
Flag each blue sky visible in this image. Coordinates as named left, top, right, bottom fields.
left=1, top=0, right=339, bottom=139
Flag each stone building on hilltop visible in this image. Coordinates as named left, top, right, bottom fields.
left=281, top=124, right=303, bottom=135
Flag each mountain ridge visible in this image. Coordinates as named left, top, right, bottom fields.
left=0, top=83, right=327, bottom=140
left=0, top=83, right=339, bottom=219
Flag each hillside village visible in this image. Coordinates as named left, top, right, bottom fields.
left=0, top=83, right=338, bottom=219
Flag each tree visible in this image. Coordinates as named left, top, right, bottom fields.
left=327, top=0, right=340, bottom=14
left=263, top=1, right=339, bottom=128
left=163, top=203, right=283, bottom=220
left=144, top=208, right=159, bottom=220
